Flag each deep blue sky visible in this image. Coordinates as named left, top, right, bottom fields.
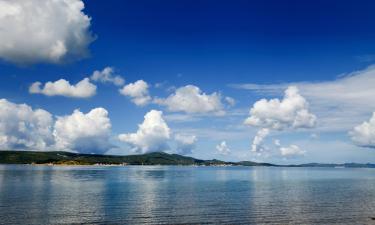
left=2, top=0, right=375, bottom=104
left=1, top=0, right=375, bottom=163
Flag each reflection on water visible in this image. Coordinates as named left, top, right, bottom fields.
left=0, top=165, right=375, bottom=224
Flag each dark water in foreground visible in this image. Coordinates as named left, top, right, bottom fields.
left=0, top=165, right=375, bottom=224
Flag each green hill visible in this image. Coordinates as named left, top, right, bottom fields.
left=0, top=150, right=246, bottom=166
left=0, top=151, right=204, bottom=165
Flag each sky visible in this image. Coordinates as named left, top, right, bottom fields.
left=1, top=0, right=375, bottom=164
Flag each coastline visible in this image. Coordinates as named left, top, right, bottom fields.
left=1, top=150, right=375, bottom=168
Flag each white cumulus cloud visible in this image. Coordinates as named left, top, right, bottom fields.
left=280, top=144, right=305, bottom=157
left=154, top=85, right=225, bottom=114
left=0, top=99, right=54, bottom=150
left=119, top=80, right=151, bottom=106
left=350, top=112, right=375, bottom=148
left=251, top=128, right=270, bottom=153
left=245, top=86, right=315, bottom=155
left=53, top=108, right=112, bottom=154
left=216, top=141, right=231, bottom=155
left=0, top=99, right=114, bottom=154
left=245, top=86, right=316, bottom=130
left=118, top=110, right=171, bottom=153
left=29, top=78, right=96, bottom=98
left=90, top=67, right=124, bottom=86
left=175, top=133, right=197, bottom=155
left=0, top=0, right=95, bottom=65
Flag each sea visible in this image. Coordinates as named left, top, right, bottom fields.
left=0, top=165, right=375, bottom=224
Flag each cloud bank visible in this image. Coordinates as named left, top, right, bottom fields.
left=0, top=99, right=202, bottom=155
left=0, top=99, right=112, bottom=154
left=0, top=0, right=94, bottom=65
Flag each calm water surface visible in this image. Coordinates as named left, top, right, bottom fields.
left=0, top=165, right=375, bottom=224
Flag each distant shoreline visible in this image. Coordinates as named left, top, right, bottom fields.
left=0, top=150, right=374, bottom=168
left=3, top=164, right=375, bottom=169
